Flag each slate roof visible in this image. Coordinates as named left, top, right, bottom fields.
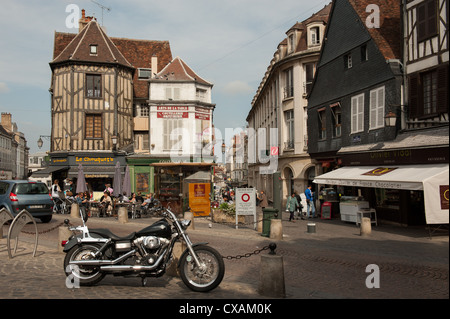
left=153, top=56, right=212, bottom=86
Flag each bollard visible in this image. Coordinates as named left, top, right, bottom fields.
left=184, top=211, right=195, bottom=230
left=257, top=209, right=263, bottom=233
left=118, top=206, right=128, bottom=224
left=58, top=226, right=72, bottom=253
left=307, top=223, right=316, bottom=233
left=360, top=217, right=372, bottom=236
left=70, top=203, right=80, bottom=218
left=269, top=219, right=283, bottom=240
left=166, top=241, right=187, bottom=277
left=259, top=243, right=286, bottom=298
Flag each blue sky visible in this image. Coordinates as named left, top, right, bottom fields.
left=0, top=0, right=330, bottom=154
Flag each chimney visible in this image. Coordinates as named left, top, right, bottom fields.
left=1, top=112, right=12, bottom=132
left=151, top=55, right=158, bottom=78
left=78, top=9, right=94, bottom=33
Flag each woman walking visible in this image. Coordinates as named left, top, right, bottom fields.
left=286, top=193, right=299, bottom=222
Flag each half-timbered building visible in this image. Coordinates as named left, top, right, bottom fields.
left=46, top=11, right=172, bottom=195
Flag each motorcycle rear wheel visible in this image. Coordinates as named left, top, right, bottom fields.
left=179, top=245, right=225, bottom=292
left=64, top=244, right=105, bottom=286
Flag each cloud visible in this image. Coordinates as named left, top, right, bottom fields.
left=0, top=82, right=10, bottom=93
left=222, top=81, right=253, bottom=96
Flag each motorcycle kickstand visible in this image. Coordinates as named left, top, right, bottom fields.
left=141, top=276, right=148, bottom=287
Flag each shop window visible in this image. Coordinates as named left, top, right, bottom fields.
left=136, top=173, right=149, bottom=194
left=375, top=188, right=400, bottom=210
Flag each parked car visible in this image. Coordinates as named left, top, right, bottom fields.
left=0, top=180, right=53, bottom=223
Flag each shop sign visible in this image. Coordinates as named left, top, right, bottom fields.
left=440, top=185, right=449, bottom=210
left=75, top=156, right=114, bottom=164
left=362, top=167, right=398, bottom=176
left=157, top=112, right=189, bottom=118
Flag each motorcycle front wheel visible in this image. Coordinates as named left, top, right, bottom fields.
left=179, top=245, right=225, bottom=292
left=64, top=244, right=105, bottom=286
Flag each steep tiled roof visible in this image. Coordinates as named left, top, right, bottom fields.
left=348, top=0, right=401, bottom=60
left=51, top=20, right=132, bottom=68
left=154, top=56, right=212, bottom=86
left=51, top=24, right=173, bottom=99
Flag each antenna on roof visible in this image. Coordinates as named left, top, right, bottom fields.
left=91, top=0, right=111, bottom=26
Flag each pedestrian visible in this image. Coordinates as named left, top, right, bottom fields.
left=319, top=186, right=326, bottom=212
left=294, top=191, right=303, bottom=219
left=305, top=185, right=316, bottom=218
left=258, top=190, right=268, bottom=209
left=286, top=193, right=299, bottom=222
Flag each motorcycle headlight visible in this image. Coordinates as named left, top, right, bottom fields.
left=180, top=219, right=191, bottom=230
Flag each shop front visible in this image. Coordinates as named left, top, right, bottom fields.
left=44, top=151, right=127, bottom=199
left=151, top=163, right=214, bottom=215
left=314, top=148, right=449, bottom=226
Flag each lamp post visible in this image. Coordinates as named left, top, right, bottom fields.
left=37, top=135, right=51, bottom=149
left=111, top=135, right=118, bottom=151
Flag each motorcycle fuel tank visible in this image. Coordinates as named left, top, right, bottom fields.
left=136, top=219, right=171, bottom=239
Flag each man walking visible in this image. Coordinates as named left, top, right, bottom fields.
left=305, top=185, right=316, bottom=218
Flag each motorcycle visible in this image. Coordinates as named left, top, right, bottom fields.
left=62, top=202, right=225, bottom=292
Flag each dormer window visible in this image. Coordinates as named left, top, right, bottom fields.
left=310, top=26, right=321, bottom=46
left=90, top=45, right=98, bottom=55
left=288, top=34, right=295, bottom=54
left=138, top=68, right=152, bottom=79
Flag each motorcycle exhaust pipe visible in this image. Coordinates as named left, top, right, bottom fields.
left=69, top=249, right=137, bottom=267
left=100, top=250, right=167, bottom=273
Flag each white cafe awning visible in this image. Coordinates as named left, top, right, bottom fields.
left=314, top=164, right=449, bottom=225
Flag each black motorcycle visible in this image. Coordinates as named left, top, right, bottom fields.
left=62, top=203, right=225, bottom=292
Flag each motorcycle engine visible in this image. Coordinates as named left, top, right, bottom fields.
left=134, top=236, right=170, bottom=254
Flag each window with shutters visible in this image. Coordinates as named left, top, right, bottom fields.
left=351, top=93, right=364, bottom=134
left=163, top=119, right=184, bottom=151
left=318, top=108, right=327, bottom=140
left=369, top=86, right=385, bottom=130
left=417, top=0, right=438, bottom=42
left=409, top=67, right=448, bottom=119
left=85, top=114, right=102, bottom=139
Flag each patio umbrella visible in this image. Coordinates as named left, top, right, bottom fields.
left=113, top=161, right=122, bottom=197
left=76, top=164, right=87, bottom=194
left=122, top=165, right=131, bottom=197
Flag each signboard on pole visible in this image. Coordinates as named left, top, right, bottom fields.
left=236, top=188, right=256, bottom=229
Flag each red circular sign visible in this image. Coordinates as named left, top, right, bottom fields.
left=241, top=194, right=250, bottom=202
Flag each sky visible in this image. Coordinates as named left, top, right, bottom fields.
left=0, top=0, right=330, bottom=154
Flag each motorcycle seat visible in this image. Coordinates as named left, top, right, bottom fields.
left=89, top=228, right=136, bottom=241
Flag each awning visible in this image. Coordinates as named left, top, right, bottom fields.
left=31, top=166, right=69, bottom=177
left=314, top=164, right=449, bottom=224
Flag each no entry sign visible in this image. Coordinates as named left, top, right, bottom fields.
left=235, top=188, right=257, bottom=230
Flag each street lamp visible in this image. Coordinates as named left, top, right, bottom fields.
left=384, top=111, right=397, bottom=127
left=111, top=135, right=118, bottom=151
left=37, top=135, right=51, bottom=149
left=221, top=142, right=226, bottom=154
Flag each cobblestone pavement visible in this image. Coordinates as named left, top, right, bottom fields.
left=0, top=212, right=448, bottom=300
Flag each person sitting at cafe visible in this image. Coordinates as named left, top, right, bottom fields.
left=99, top=191, right=113, bottom=217
left=141, top=193, right=155, bottom=210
